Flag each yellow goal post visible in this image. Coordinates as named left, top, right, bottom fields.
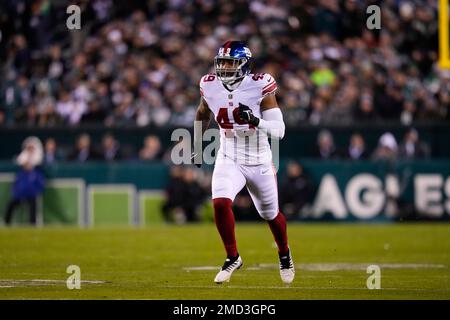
left=439, top=0, right=450, bottom=68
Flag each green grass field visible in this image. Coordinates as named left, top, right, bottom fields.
left=0, top=222, right=449, bottom=299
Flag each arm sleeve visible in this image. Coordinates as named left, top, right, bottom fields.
left=257, top=108, right=285, bottom=140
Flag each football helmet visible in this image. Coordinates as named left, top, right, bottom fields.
left=214, top=41, right=252, bottom=85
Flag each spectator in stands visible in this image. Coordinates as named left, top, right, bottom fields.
left=179, top=167, right=206, bottom=222
left=323, top=82, right=358, bottom=125
left=161, top=166, right=207, bottom=223
left=310, top=61, right=336, bottom=88
left=399, top=128, right=431, bottom=159
left=308, top=97, right=327, bottom=125
left=139, top=135, right=163, bottom=161
left=313, top=0, right=341, bottom=39
left=162, top=166, right=186, bottom=223
left=99, top=133, right=122, bottom=161
left=56, top=90, right=87, bottom=126
left=168, top=95, right=196, bottom=128
left=68, top=133, right=100, bottom=162
left=280, top=161, right=313, bottom=220
left=346, top=133, right=368, bottom=160
left=355, top=90, right=377, bottom=121
left=43, top=137, right=63, bottom=164
left=0, top=1, right=447, bottom=130
left=0, top=70, right=23, bottom=125
left=4, top=137, right=45, bottom=226
left=233, top=189, right=257, bottom=221
left=105, top=92, right=136, bottom=127
left=16, top=103, right=39, bottom=127
left=400, top=101, right=417, bottom=126
left=371, top=132, right=398, bottom=162
left=314, top=129, right=339, bottom=159
left=80, top=101, right=107, bottom=124
left=34, top=84, right=59, bottom=127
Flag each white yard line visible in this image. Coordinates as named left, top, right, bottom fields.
left=159, top=284, right=450, bottom=292
left=183, top=263, right=447, bottom=272
left=0, top=279, right=105, bottom=288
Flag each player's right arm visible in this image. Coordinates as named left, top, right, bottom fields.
left=191, top=97, right=212, bottom=167
left=195, top=97, right=212, bottom=132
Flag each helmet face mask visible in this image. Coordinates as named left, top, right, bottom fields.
left=214, top=56, right=248, bottom=84
left=214, top=41, right=252, bottom=85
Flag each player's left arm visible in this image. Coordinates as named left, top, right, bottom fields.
left=258, top=94, right=285, bottom=139
left=237, top=94, right=285, bottom=139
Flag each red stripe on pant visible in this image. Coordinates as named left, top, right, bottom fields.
left=213, top=198, right=238, bottom=257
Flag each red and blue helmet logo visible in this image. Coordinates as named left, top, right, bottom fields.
left=217, top=41, right=252, bottom=59
left=215, top=41, right=252, bottom=84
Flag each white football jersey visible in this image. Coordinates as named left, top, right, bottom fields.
left=200, top=73, right=278, bottom=165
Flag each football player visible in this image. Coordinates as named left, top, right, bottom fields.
left=192, top=41, right=295, bottom=284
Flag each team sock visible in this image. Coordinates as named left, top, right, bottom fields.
left=213, top=198, right=238, bottom=257
left=268, top=212, right=289, bottom=256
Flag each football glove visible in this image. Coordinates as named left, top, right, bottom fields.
left=237, top=103, right=260, bottom=126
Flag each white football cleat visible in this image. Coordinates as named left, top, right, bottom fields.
left=279, top=250, right=295, bottom=284
left=214, top=255, right=243, bottom=284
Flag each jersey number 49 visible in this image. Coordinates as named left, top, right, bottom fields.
left=216, top=108, right=255, bottom=129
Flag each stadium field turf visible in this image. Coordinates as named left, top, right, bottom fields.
left=0, top=223, right=449, bottom=299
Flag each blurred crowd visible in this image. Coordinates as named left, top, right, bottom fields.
left=30, top=126, right=431, bottom=164
left=314, top=127, right=431, bottom=161
left=162, top=165, right=210, bottom=223
left=1, top=0, right=449, bottom=128
left=38, top=133, right=165, bottom=163
left=7, top=129, right=428, bottom=223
